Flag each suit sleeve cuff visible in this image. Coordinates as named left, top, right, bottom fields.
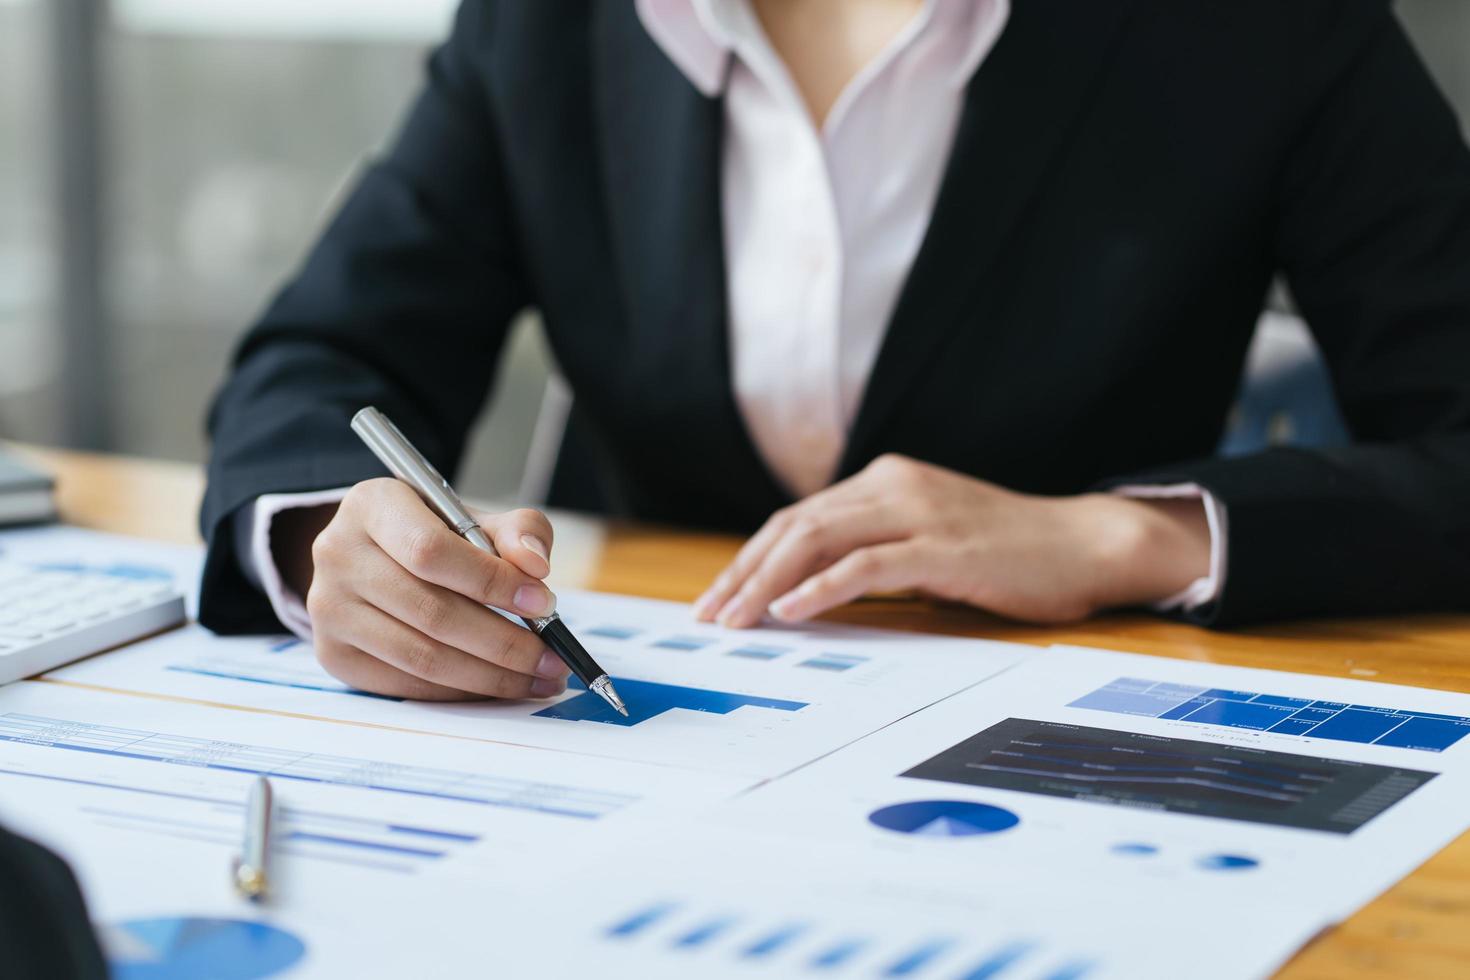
left=237, top=488, right=352, bottom=642
left=1110, top=482, right=1229, bottom=613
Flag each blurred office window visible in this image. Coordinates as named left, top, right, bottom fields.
left=106, top=0, right=548, bottom=499
left=4, top=1, right=1468, bottom=503
left=0, top=0, right=57, bottom=443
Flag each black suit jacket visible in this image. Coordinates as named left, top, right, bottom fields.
left=0, top=826, right=107, bottom=980
left=200, top=0, right=1470, bottom=632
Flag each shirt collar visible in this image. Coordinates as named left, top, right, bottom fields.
left=636, top=0, right=1010, bottom=99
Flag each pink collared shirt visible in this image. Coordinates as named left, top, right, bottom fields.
left=239, top=0, right=1224, bottom=635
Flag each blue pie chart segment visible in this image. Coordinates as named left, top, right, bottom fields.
left=868, top=800, right=1020, bottom=837
left=1198, top=853, right=1260, bottom=872
left=109, top=917, right=306, bottom=980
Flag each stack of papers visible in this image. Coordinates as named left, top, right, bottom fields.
left=3, top=525, right=1469, bottom=979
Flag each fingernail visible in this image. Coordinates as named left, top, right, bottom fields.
left=514, top=584, right=556, bottom=617
left=769, top=593, right=799, bottom=621
left=716, top=597, right=744, bottom=628
left=520, top=534, right=549, bottom=564
left=692, top=592, right=717, bottom=619
left=535, top=649, right=570, bottom=679
left=530, top=676, right=566, bottom=698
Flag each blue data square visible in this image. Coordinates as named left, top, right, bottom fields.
left=1349, top=704, right=1406, bottom=717
left=1289, top=707, right=1338, bottom=722
left=1069, top=689, right=1191, bottom=717
left=1310, top=701, right=1349, bottom=711
left=1201, top=688, right=1257, bottom=702
left=1179, top=699, right=1296, bottom=731
left=652, top=635, right=711, bottom=652
left=586, top=625, right=640, bottom=640
left=1150, top=683, right=1208, bottom=699
left=1251, top=695, right=1312, bottom=709
left=799, top=655, right=862, bottom=672
left=1159, top=697, right=1212, bottom=720
left=1373, top=717, right=1470, bottom=752
left=1309, top=709, right=1408, bottom=744
left=1268, top=717, right=1321, bottom=736
left=727, top=645, right=787, bottom=661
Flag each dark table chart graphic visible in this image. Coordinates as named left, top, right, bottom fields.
left=901, top=718, right=1437, bottom=833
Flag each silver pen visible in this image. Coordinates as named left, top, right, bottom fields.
left=233, top=776, right=273, bottom=901
left=351, top=406, right=628, bottom=717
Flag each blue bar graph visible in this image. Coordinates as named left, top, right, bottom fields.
left=728, top=645, right=789, bottom=661
left=652, top=635, right=713, bottom=651
left=1071, top=678, right=1470, bottom=752
left=810, top=938, right=867, bottom=969
left=742, top=924, right=806, bottom=958
left=958, top=941, right=1035, bottom=979
left=884, top=938, right=955, bottom=976
left=586, top=625, right=641, bottom=640
left=607, top=904, right=676, bottom=938
left=283, top=831, right=444, bottom=859
left=0, top=714, right=635, bottom=819
left=533, top=677, right=807, bottom=727
left=594, top=902, right=1101, bottom=979
left=165, top=666, right=403, bottom=701
left=674, top=918, right=737, bottom=948
left=798, top=653, right=869, bottom=672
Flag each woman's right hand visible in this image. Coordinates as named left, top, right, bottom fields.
left=282, top=478, right=571, bottom=700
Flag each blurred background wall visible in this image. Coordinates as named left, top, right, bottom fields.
left=1, top=0, right=1467, bottom=500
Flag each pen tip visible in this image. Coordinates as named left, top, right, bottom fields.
left=617, top=704, right=629, bottom=717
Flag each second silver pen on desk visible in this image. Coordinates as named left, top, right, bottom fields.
left=351, top=406, right=628, bottom=717
left=233, top=776, right=273, bottom=902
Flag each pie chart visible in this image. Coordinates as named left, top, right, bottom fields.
left=868, top=800, right=1020, bottom=837
left=107, top=917, right=306, bottom=980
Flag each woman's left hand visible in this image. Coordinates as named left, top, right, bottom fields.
left=694, top=454, right=1211, bottom=628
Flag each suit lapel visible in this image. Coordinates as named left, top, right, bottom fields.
left=840, top=0, right=1140, bottom=476
left=592, top=2, right=792, bottom=512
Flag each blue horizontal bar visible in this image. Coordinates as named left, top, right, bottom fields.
left=165, top=666, right=402, bottom=701
left=607, top=903, right=676, bottom=938
left=387, top=824, right=479, bottom=843
left=286, top=831, right=443, bottom=858
left=811, top=938, right=866, bottom=969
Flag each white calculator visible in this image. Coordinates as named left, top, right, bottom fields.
left=0, top=559, right=186, bottom=684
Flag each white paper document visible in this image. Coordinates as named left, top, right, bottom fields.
left=467, top=820, right=1325, bottom=980
left=0, top=680, right=750, bottom=978
left=49, top=589, right=1029, bottom=779
left=697, top=643, right=1470, bottom=974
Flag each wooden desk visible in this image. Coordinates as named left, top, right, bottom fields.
left=12, top=443, right=1470, bottom=979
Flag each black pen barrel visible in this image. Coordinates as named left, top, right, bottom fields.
left=534, top=616, right=606, bottom=687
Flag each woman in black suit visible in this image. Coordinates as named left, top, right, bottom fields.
left=201, top=0, right=1470, bottom=700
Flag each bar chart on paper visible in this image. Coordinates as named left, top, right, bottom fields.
left=532, top=675, right=808, bottom=727
left=0, top=706, right=648, bottom=877
left=596, top=898, right=1099, bottom=980
left=48, top=594, right=1028, bottom=778
left=1070, top=677, right=1470, bottom=752
left=0, top=713, right=636, bottom=819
